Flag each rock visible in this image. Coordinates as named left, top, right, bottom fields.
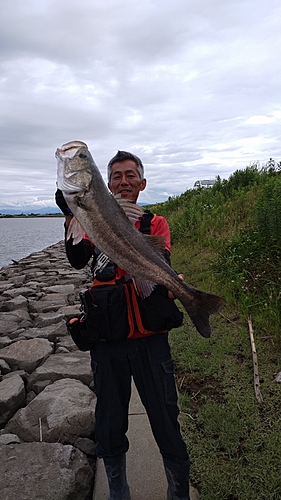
left=0, top=241, right=97, bottom=498
left=2, top=287, right=36, bottom=299
left=10, top=309, right=31, bottom=322
left=74, top=436, right=96, bottom=457
left=0, top=433, right=21, bottom=445
left=0, top=442, right=94, bottom=500
left=9, top=275, right=26, bottom=284
left=0, top=359, right=11, bottom=375
left=3, top=295, right=28, bottom=311
left=26, top=390, right=37, bottom=404
left=6, top=378, right=96, bottom=444
left=0, top=338, right=53, bottom=373
left=32, top=379, right=53, bottom=395
left=3, top=370, right=29, bottom=383
left=29, top=293, right=68, bottom=313
left=56, top=335, right=78, bottom=352
left=0, top=336, right=13, bottom=349
left=0, top=316, right=23, bottom=335
left=8, top=330, right=25, bottom=339
left=56, top=347, right=71, bottom=353
left=27, top=351, right=93, bottom=390
left=0, top=310, right=32, bottom=334
left=33, top=311, right=65, bottom=327
left=21, top=322, right=66, bottom=342
left=275, top=371, right=281, bottom=383
left=0, top=374, right=26, bottom=427
left=57, top=304, right=81, bottom=318
left=24, top=281, right=42, bottom=288
left=0, top=283, right=13, bottom=293
left=43, top=284, right=75, bottom=294
left=49, top=320, right=69, bottom=337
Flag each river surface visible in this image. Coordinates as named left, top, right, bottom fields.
left=0, top=217, right=65, bottom=269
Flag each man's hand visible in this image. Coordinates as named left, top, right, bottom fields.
left=168, top=274, right=184, bottom=299
left=55, top=189, right=72, bottom=216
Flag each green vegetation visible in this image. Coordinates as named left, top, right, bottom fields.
left=150, top=159, right=281, bottom=499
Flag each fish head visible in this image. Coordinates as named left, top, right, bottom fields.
left=56, top=141, right=94, bottom=196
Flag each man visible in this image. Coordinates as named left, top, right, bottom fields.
left=55, top=151, right=190, bottom=500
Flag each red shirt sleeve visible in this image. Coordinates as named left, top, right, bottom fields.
left=135, top=214, right=170, bottom=251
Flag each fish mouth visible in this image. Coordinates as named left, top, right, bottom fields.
left=59, top=178, right=83, bottom=195
left=56, top=140, right=90, bottom=194
left=59, top=170, right=86, bottom=195
left=55, top=141, right=88, bottom=160
left=61, top=141, right=87, bottom=151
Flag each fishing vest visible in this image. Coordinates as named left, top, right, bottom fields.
left=66, top=211, right=183, bottom=349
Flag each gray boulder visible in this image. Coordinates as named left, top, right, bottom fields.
left=0, top=338, right=53, bottom=373
left=42, top=284, right=75, bottom=294
left=74, top=436, right=96, bottom=457
left=29, top=293, right=69, bottom=313
left=3, top=294, right=28, bottom=311
left=19, top=322, right=67, bottom=342
left=2, top=286, right=36, bottom=299
left=0, top=311, right=31, bottom=334
left=0, top=433, right=21, bottom=445
left=0, top=374, right=26, bottom=426
left=56, top=335, right=78, bottom=352
left=27, top=351, right=93, bottom=390
left=0, top=336, right=13, bottom=349
left=0, top=359, right=11, bottom=375
left=33, top=311, right=65, bottom=328
left=0, top=283, right=13, bottom=293
left=6, top=378, right=96, bottom=444
left=57, top=304, right=81, bottom=318
left=0, top=442, right=94, bottom=500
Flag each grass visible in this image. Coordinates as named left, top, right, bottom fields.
left=148, top=162, right=281, bottom=499
left=169, top=243, right=281, bottom=499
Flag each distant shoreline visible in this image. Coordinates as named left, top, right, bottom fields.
left=0, top=213, right=64, bottom=219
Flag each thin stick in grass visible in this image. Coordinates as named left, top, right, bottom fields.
left=248, top=316, right=263, bottom=404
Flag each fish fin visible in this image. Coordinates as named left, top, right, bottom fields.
left=133, top=277, right=156, bottom=299
left=114, top=195, right=144, bottom=224
left=183, top=287, right=226, bottom=338
left=145, top=235, right=166, bottom=254
left=66, top=216, right=86, bottom=245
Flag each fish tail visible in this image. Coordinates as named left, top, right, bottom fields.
left=182, top=288, right=226, bottom=338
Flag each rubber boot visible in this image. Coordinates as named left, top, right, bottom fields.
left=163, top=458, right=190, bottom=500
left=103, top=454, right=131, bottom=500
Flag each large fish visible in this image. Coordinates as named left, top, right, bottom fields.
left=56, top=140, right=226, bottom=337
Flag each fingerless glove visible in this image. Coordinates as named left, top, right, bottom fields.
left=55, top=188, right=72, bottom=216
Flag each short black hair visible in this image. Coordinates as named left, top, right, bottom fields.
left=107, top=150, right=144, bottom=180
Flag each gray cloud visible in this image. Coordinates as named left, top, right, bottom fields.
left=0, top=0, right=281, bottom=207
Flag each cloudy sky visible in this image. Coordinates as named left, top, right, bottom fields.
left=1, top=0, right=281, bottom=208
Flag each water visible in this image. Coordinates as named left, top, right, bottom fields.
left=0, top=217, right=65, bottom=269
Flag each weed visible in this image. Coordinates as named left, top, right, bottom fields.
left=149, top=160, right=281, bottom=498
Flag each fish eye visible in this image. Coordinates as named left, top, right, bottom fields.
left=79, top=153, right=88, bottom=159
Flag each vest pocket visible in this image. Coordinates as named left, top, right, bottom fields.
left=82, top=283, right=131, bottom=342
left=136, top=285, right=184, bottom=332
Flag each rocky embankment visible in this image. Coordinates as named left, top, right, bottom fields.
left=0, top=241, right=95, bottom=500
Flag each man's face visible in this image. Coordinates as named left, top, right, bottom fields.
left=108, top=160, right=146, bottom=203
